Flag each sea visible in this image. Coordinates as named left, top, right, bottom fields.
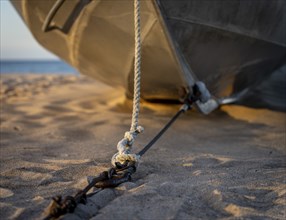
left=0, top=60, right=78, bottom=74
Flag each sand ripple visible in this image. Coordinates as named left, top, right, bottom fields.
left=0, top=74, right=285, bottom=219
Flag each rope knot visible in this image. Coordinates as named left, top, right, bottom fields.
left=124, top=131, right=134, bottom=144
left=111, top=126, right=144, bottom=167
left=124, top=126, right=144, bottom=145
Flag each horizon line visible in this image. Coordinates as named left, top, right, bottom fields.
left=0, top=58, right=61, bottom=62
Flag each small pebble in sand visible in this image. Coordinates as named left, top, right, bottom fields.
left=14, top=126, right=21, bottom=131
left=32, top=196, right=44, bottom=202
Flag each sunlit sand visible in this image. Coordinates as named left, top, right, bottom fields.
left=0, top=74, right=285, bottom=219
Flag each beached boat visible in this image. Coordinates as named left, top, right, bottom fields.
left=11, top=0, right=286, bottom=112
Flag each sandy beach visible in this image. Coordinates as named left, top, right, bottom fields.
left=0, top=74, right=285, bottom=220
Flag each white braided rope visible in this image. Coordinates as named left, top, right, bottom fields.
left=131, top=0, right=141, bottom=132
left=112, top=0, right=143, bottom=166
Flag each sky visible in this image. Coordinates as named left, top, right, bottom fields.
left=0, top=0, right=58, bottom=60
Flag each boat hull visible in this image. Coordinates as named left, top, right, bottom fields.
left=11, top=0, right=286, bottom=111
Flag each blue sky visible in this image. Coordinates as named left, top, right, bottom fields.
left=0, top=1, right=58, bottom=60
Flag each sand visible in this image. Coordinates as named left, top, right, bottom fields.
left=0, top=74, right=285, bottom=220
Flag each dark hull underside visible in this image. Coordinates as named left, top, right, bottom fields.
left=11, top=0, right=286, bottom=111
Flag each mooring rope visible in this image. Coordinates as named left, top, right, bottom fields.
left=111, top=0, right=143, bottom=166
left=131, top=0, right=142, bottom=133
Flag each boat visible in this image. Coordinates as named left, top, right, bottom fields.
left=11, top=0, right=286, bottom=112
